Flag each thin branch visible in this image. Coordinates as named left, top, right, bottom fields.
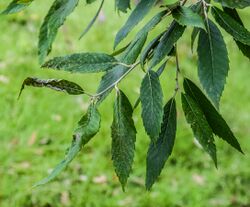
left=174, top=45, right=180, bottom=97
left=92, top=61, right=140, bottom=98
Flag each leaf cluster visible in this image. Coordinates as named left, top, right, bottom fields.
left=1, top=0, right=249, bottom=190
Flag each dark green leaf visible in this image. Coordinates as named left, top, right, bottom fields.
left=111, top=90, right=136, bottom=190
left=214, top=0, right=250, bottom=9
left=140, top=70, right=163, bottom=142
left=212, top=7, right=250, bottom=46
left=133, top=60, right=168, bottom=110
left=86, top=0, right=97, bottom=4
left=183, top=78, right=243, bottom=153
left=1, top=0, right=34, bottom=14
left=19, top=77, right=84, bottom=98
left=134, top=10, right=167, bottom=41
left=223, top=8, right=250, bottom=60
left=146, top=98, right=177, bottom=190
left=140, top=32, right=164, bottom=69
left=181, top=93, right=217, bottom=167
left=114, top=0, right=156, bottom=48
left=42, top=53, right=118, bottom=73
left=38, top=0, right=79, bottom=64
left=150, top=21, right=185, bottom=68
left=197, top=20, right=229, bottom=108
left=172, top=6, right=205, bottom=29
left=34, top=104, right=101, bottom=187
left=115, top=0, right=130, bottom=13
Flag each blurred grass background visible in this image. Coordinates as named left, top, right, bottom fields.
left=0, top=1, right=250, bottom=207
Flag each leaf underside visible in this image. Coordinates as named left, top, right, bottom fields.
left=19, top=77, right=84, bottom=98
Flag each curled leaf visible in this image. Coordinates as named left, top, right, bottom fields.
left=19, top=77, right=84, bottom=98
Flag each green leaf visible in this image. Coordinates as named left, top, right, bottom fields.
left=1, top=0, right=34, bottom=14
left=197, top=19, right=229, bottom=108
left=133, top=60, right=168, bottom=110
left=183, top=78, right=243, bottom=153
left=211, top=7, right=250, bottom=46
left=150, top=21, right=185, bottom=68
left=223, top=8, right=250, bottom=60
left=134, top=10, right=167, bottom=41
left=181, top=93, right=217, bottom=167
left=140, top=32, right=164, bottom=68
left=18, top=77, right=84, bottom=98
left=115, top=0, right=130, bottom=13
left=111, top=90, right=136, bottom=190
left=114, top=0, right=156, bottom=48
left=42, top=53, right=118, bottom=73
left=140, top=70, right=163, bottom=142
left=96, top=34, right=147, bottom=104
left=34, top=103, right=101, bottom=187
left=38, top=0, right=79, bottom=64
left=111, top=44, right=130, bottom=57
left=172, top=6, right=205, bottom=29
left=191, top=27, right=200, bottom=53
left=146, top=98, right=177, bottom=190
left=214, top=0, right=250, bottom=9
left=86, top=0, right=97, bottom=4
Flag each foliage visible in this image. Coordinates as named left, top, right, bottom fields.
left=1, top=0, right=249, bottom=190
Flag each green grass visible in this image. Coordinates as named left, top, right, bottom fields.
left=0, top=1, right=250, bottom=207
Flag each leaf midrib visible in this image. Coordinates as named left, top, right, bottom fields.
left=206, top=20, right=216, bottom=88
